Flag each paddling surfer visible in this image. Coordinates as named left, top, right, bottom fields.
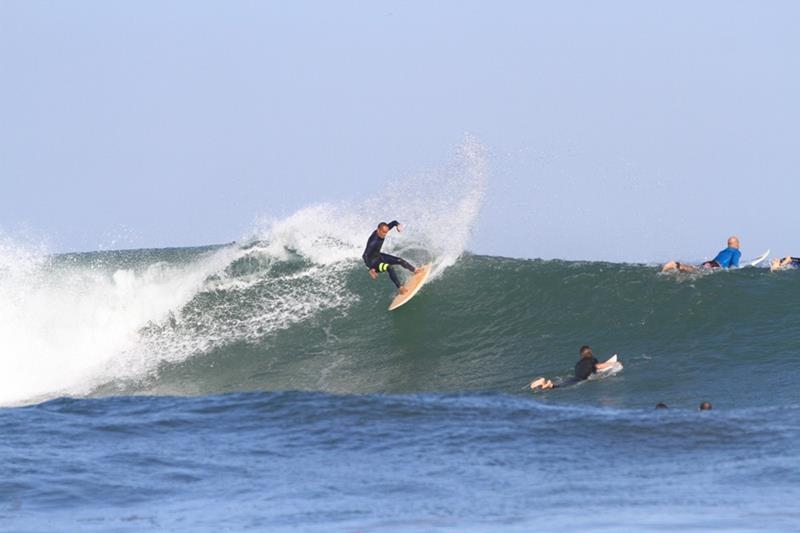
left=362, top=221, right=419, bottom=294
left=661, top=236, right=741, bottom=273
left=530, top=345, right=618, bottom=390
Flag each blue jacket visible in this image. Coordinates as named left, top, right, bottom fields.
left=712, top=247, right=741, bottom=268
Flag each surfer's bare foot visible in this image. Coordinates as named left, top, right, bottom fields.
left=398, top=286, right=409, bottom=295
left=771, top=256, right=793, bottom=271
left=661, top=261, right=677, bottom=272
left=530, top=377, right=553, bottom=390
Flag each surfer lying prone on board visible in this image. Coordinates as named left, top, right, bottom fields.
left=530, top=345, right=619, bottom=390
left=661, top=236, right=741, bottom=273
left=770, top=256, right=800, bottom=271
left=362, top=220, right=420, bottom=294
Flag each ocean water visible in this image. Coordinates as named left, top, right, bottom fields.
left=2, top=156, right=800, bottom=530
left=2, top=243, right=799, bottom=531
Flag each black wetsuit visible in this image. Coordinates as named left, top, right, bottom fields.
left=552, top=356, right=599, bottom=388
left=574, top=357, right=599, bottom=381
left=362, top=221, right=416, bottom=288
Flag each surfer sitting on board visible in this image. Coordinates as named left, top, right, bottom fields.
left=362, top=221, right=420, bottom=294
left=530, top=345, right=618, bottom=390
left=770, top=256, right=800, bottom=271
left=661, top=236, right=741, bottom=273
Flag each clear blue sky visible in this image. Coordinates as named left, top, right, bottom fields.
left=1, top=1, right=798, bottom=262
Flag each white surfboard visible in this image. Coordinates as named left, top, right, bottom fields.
left=591, top=353, right=623, bottom=378
left=748, top=249, right=770, bottom=267
left=388, top=264, right=432, bottom=311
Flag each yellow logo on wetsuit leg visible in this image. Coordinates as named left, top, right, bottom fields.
left=379, top=263, right=389, bottom=272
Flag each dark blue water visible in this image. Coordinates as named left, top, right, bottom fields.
left=3, top=392, right=799, bottom=531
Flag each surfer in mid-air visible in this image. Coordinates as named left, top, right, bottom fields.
left=661, top=236, right=741, bottom=273
left=530, top=345, right=619, bottom=390
left=362, top=220, right=420, bottom=294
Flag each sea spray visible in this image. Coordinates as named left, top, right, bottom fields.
left=0, top=139, right=489, bottom=405
left=0, top=243, right=244, bottom=405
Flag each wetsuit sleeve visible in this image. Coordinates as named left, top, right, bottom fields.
left=574, top=357, right=599, bottom=381
left=387, top=220, right=400, bottom=229
left=731, top=249, right=741, bottom=267
left=712, top=249, right=727, bottom=266
left=712, top=247, right=739, bottom=268
left=362, top=232, right=379, bottom=268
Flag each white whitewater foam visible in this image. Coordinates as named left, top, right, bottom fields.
left=0, top=137, right=488, bottom=405
left=0, top=241, right=243, bottom=406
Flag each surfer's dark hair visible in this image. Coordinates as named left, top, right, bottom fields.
left=579, top=345, right=592, bottom=357
left=378, top=222, right=389, bottom=230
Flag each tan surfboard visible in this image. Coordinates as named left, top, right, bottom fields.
left=388, top=263, right=432, bottom=311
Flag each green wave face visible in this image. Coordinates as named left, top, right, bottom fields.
left=97, top=250, right=800, bottom=409
left=3, top=241, right=798, bottom=408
